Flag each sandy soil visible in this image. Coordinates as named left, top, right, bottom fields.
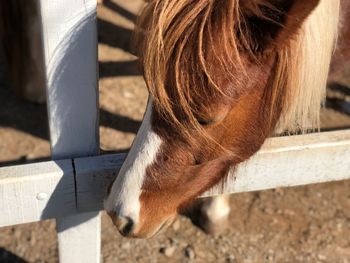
left=1, top=1, right=350, bottom=262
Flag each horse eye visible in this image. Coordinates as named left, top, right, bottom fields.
left=195, top=105, right=230, bottom=126
left=197, top=117, right=215, bottom=126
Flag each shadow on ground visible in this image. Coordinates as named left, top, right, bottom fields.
left=0, top=248, right=28, bottom=263
left=0, top=86, right=141, bottom=140
left=97, top=0, right=143, bottom=77
left=102, top=0, right=137, bottom=22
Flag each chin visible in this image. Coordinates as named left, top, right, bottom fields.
left=128, top=216, right=176, bottom=239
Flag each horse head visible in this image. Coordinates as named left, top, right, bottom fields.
left=105, top=0, right=338, bottom=238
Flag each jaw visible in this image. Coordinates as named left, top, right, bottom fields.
left=132, top=215, right=177, bottom=238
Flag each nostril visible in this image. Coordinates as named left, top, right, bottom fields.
left=116, top=216, right=134, bottom=236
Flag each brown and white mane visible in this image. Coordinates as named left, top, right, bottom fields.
left=138, top=0, right=338, bottom=135
left=105, top=0, right=344, bottom=238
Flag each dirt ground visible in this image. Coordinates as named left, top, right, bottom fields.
left=1, top=1, right=350, bottom=262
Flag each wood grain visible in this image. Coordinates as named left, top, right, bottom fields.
left=40, top=0, right=101, bottom=262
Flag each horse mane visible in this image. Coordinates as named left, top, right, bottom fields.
left=135, top=0, right=243, bottom=146
left=136, top=0, right=340, bottom=140
left=275, top=0, right=339, bottom=132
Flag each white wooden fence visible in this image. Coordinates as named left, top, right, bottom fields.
left=0, top=1, right=349, bottom=263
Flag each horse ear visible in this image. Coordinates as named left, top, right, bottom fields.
left=274, top=0, right=320, bottom=45
left=241, top=0, right=320, bottom=50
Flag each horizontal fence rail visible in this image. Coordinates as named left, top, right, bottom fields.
left=1, top=130, right=350, bottom=228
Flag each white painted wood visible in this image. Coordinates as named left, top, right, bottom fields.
left=40, top=0, right=100, bottom=262
left=74, top=154, right=125, bottom=212
left=40, top=0, right=99, bottom=159
left=74, top=130, right=350, bottom=206
left=56, top=213, right=101, bottom=263
left=0, top=160, right=75, bottom=227
left=204, top=130, right=350, bottom=196
left=0, top=130, right=349, bottom=227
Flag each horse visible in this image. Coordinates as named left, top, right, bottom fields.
left=105, top=0, right=349, bottom=238
left=0, top=0, right=46, bottom=103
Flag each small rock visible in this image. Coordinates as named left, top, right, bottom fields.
left=184, top=246, right=195, bottom=259
left=317, top=254, right=327, bottom=260
left=220, top=246, right=228, bottom=253
left=266, top=254, right=274, bottom=262
left=160, top=246, right=176, bottom=257
left=172, top=219, right=181, bottom=231
left=122, top=91, right=133, bottom=98
left=225, top=254, right=235, bottom=262
left=121, top=242, right=131, bottom=250
left=169, top=238, right=179, bottom=245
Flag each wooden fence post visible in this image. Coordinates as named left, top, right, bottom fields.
left=39, top=0, right=101, bottom=262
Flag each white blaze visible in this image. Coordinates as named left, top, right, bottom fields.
left=104, top=100, right=162, bottom=224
